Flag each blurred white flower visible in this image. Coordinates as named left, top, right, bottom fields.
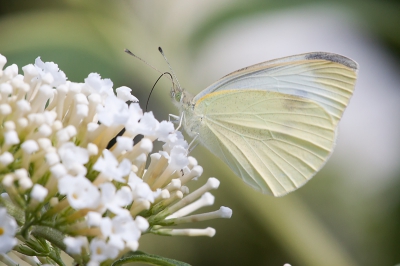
left=0, top=207, right=17, bottom=254
left=30, top=184, right=48, bottom=202
left=100, top=214, right=147, bottom=251
left=89, top=238, right=119, bottom=264
left=64, top=236, right=88, bottom=255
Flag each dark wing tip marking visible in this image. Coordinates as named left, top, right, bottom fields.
left=305, top=52, right=358, bottom=71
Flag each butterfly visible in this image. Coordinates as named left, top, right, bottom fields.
left=170, top=52, right=358, bottom=197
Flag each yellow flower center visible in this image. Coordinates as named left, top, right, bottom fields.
left=96, top=247, right=102, bottom=255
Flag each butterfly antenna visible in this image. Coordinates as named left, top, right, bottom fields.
left=146, top=72, right=173, bottom=112
left=158, top=47, right=182, bottom=90
left=125, top=48, right=177, bottom=111
left=125, top=48, right=176, bottom=85
left=124, top=48, right=164, bottom=75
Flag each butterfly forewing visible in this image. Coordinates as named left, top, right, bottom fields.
left=193, top=52, right=358, bottom=126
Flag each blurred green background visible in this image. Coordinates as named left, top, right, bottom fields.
left=1, top=0, right=400, bottom=265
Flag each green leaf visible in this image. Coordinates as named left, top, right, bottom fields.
left=111, top=251, right=191, bottom=266
left=15, top=244, right=39, bottom=257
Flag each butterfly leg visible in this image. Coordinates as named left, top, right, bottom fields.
left=170, top=112, right=185, bottom=131
left=188, top=133, right=200, bottom=154
left=169, top=113, right=185, bottom=131
left=169, top=114, right=180, bottom=122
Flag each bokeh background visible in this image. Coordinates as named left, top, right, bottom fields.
left=1, top=1, right=400, bottom=265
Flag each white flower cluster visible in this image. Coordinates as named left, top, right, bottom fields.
left=0, top=55, right=232, bottom=265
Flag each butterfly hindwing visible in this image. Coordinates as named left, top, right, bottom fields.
left=193, top=89, right=336, bottom=196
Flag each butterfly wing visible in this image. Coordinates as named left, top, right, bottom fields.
left=193, top=52, right=358, bottom=126
left=193, top=89, right=336, bottom=196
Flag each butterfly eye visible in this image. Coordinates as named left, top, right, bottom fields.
left=175, top=91, right=182, bottom=102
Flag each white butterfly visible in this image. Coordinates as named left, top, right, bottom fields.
left=170, top=52, right=358, bottom=197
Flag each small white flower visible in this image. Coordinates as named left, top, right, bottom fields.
left=58, top=175, right=100, bottom=209
left=58, top=142, right=89, bottom=176
left=0, top=104, right=12, bottom=115
left=45, top=152, right=60, bottom=166
left=155, top=121, right=175, bottom=142
left=64, top=236, right=88, bottom=255
left=169, top=145, right=189, bottom=169
left=15, top=169, right=29, bottom=180
left=98, top=182, right=132, bottom=216
left=128, top=173, right=157, bottom=203
left=56, top=126, right=77, bottom=144
left=162, top=130, right=188, bottom=153
left=3, top=64, right=18, bottom=80
left=131, top=112, right=159, bottom=140
left=0, top=83, right=12, bottom=95
left=34, top=57, right=67, bottom=87
left=2, top=175, right=14, bottom=187
left=30, top=184, right=48, bottom=202
left=50, top=163, right=67, bottom=179
left=86, top=211, right=103, bottom=227
left=87, top=143, right=99, bottom=156
left=99, top=217, right=123, bottom=250
left=113, top=136, right=133, bottom=155
left=89, top=238, right=119, bottom=263
left=16, top=99, right=31, bottom=115
left=4, top=130, right=20, bottom=145
left=116, top=86, right=138, bottom=102
left=124, top=103, right=143, bottom=136
left=0, top=54, right=7, bottom=70
left=0, top=208, right=18, bottom=253
left=0, top=152, right=13, bottom=166
left=100, top=215, right=146, bottom=251
left=135, top=216, right=149, bottom=232
left=22, top=64, right=39, bottom=83
left=84, top=73, right=114, bottom=99
left=21, top=140, right=39, bottom=154
left=58, top=142, right=89, bottom=168
left=97, top=96, right=129, bottom=126
left=93, top=150, right=131, bottom=182
left=19, top=176, right=33, bottom=190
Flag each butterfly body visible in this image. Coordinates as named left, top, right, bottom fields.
left=170, top=52, right=358, bottom=197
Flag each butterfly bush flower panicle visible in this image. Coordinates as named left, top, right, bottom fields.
left=0, top=54, right=232, bottom=265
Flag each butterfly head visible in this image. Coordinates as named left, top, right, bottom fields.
left=170, top=84, right=193, bottom=109
left=170, top=84, right=182, bottom=103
